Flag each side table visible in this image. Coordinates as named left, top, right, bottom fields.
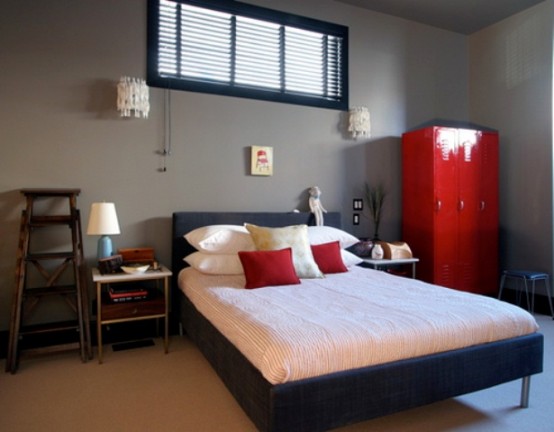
left=92, top=265, right=172, bottom=363
left=361, top=258, right=419, bottom=278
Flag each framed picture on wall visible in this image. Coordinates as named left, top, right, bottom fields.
left=251, top=146, right=273, bottom=176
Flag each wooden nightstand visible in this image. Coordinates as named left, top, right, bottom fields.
left=92, top=265, right=172, bottom=363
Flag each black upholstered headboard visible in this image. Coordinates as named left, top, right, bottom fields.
left=171, top=211, right=342, bottom=283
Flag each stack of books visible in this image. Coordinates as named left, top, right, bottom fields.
left=108, top=283, right=149, bottom=303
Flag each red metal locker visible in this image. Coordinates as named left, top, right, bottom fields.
left=402, top=125, right=499, bottom=294
left=478, top=132, right=499, bottom=293
left=456, top=128, right=481, bottom=292
left=433, top=127, right=459, bottom=288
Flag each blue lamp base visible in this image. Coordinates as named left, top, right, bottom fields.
left=97, top=235, right=114, bottom=260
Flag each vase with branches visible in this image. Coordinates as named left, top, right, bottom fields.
left=364, top=182, right=387, bottom=241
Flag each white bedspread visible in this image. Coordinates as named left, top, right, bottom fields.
left=178, top=266, right=538, bottom=385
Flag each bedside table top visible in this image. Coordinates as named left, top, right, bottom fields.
left=362, top=258, right=419, bottom=265
left=92, top=265, right=172, bottom=282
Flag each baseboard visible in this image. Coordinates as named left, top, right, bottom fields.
left=499, top=290, right=554, bottom=317
left=0, top=318, right=177, bottom=360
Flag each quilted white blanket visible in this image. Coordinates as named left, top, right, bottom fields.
left=179, top=266, right=538, bottom=385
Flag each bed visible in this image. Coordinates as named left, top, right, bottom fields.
left=171, top=211, right=543, bottom=432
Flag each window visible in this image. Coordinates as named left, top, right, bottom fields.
left=147, top=0, right=348, bottom=110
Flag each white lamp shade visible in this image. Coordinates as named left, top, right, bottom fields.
left=117, top=76, right=150, bottom=118
left=87, top=203, right=121, bottom=236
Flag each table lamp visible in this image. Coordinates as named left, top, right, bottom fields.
left=86, top=202, right=121, bottom=260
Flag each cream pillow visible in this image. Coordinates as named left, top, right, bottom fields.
left=245, top=223, right=323, bottom=279
left=307, top=226, right=359, bottom=249
left=184, top=252, right=243, bottom=275
left=184, top=225, right=256, bottom=254
left=341, top=250, right=363, bottom=267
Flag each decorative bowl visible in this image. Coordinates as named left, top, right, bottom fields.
left=121, top=265, right=150, bottom=274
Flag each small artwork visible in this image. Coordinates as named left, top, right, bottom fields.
left=251, top=146, right=273, bottom=176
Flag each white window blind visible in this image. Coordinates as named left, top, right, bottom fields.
left=236, top=16, right=281, bottom=90
left=148, top=0, right=348, bottom=110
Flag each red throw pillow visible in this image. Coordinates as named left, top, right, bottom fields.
left=238, top=248, right=301, bottom=289
left=311, top=241, right=348, bottom=274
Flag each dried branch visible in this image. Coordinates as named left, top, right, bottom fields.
left=364, top=182, right=387, bottom=240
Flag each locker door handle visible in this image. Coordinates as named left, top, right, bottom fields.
left=458, top=200, right=464, bottom=211
left=480, top=201, right=485, bottom=211
left=435, top=200, right=441, bottom=211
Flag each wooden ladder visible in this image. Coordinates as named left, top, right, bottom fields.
left=6, top=189, right=92, bottom=373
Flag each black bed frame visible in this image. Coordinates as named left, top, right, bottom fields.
left=171, top=211, right=544, bottom=432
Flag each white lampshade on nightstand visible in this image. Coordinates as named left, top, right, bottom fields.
left=87, top=202, right=121, bottom=260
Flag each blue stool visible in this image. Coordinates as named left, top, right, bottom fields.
left=498, top=270, right=554, bottom=318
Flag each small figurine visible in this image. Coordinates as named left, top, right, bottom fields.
left=308, top=186, right=327, bottom=226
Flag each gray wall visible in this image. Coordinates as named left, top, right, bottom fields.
left=469, top=0, right=554, bottom=293
left=1, top=0, right=512, bottom=331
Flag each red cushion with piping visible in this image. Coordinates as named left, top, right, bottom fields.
left=311, top=241, right=348, bottom=274
left=238, top=248, right=301, bottom=289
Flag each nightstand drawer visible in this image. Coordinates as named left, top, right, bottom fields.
left=100, top=296, right=165, bottom=321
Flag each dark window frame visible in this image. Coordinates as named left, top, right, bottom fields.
left=147, top=0, right=349, bottom=110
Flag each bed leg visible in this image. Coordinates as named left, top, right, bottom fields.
left=520, top=376, right=531, bottom=408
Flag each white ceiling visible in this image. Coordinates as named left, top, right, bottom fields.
left=335, top=0, right=545, bottom=34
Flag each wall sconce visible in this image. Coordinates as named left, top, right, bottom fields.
left=86, top=202, right=121, bottom=260
left=117, top=76, right=150, bottom=118
left=348, top=106, right=371, bottom=139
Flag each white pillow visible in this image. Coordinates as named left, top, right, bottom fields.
left=245, top=223, right=323, bottom=279
left=184, top=250, right=361, bottom=275
left=341, top=250, right=363, bottom=267
left=307, top=226, right=359, bottom=249
left=184, top=252, right=244, bottom=275
left=184, top=225, right=256, bottom=254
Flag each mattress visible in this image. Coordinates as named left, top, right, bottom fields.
left=178, top=266, right=539, bottom=385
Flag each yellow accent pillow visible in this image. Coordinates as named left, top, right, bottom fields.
left=245, top=224, right=323, bottom=279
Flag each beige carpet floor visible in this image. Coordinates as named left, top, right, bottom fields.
left=1, top=314, right=552, bottom=432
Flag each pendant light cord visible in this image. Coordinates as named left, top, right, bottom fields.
left=160, top=88, right=172, bottom=172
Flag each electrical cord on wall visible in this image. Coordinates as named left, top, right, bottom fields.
left=159, top=88, right=172, bottom=172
